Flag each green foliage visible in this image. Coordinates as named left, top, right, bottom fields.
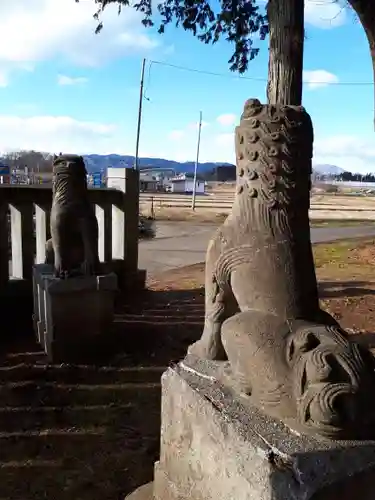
left=76, top=0, right=268, bottom=73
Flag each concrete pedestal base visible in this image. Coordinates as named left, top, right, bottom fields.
left=32, top=263, right=117, bottom=362
left=127, top=358, right=375, bottom=500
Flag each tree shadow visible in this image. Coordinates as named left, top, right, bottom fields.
left=111, top=287, right=205, bottom=367
left=319, top=281, right=375, bottom=299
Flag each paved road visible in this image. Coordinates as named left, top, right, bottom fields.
left=139, top=221, right=375, bottom=275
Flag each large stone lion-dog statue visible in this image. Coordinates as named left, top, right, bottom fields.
left=186, top=99, right=375, bottom=439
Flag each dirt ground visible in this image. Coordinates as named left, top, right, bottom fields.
left=2, top=238, right=375, bottom=499
left=141, top=202, right=375, bottom=225
left=140, top=191, right=375, bottom=223
left=140, top=205, right=229, bottom=222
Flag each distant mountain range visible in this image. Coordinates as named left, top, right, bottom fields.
left=83, top=154, right=234, bottom=174
left=83, top=155, right=347, bottom=177
left=312, top=164, right=345, bottom=175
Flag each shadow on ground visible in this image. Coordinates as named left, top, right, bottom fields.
left=0, top=287, right=205, bottom=500
left=113, top=288, right=205, bottom=366
left=319, top=281, right=375, bottom=299
left=351, top=332, right=375, bottom=349
left=1, top=279, right=375, bottom=499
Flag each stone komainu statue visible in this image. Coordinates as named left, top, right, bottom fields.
left=188, top=99, right=375, bottom=439
left=45, top=154, right=100, bottom=278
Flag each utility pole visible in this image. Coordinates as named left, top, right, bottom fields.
left=134, top=58, right=146, bottom=170
left=191, top=111, right=203, bottom=210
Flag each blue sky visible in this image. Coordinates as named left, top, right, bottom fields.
left=0, top=0, right=374, bottom=172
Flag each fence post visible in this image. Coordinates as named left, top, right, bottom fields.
left=34, top=203, right=50, bottom=264
left=0, top=202, right=9, bottom=290
left=111, top=169, right=142, bottom=291
left=124, top=168, right=139, bottom=277
left=9, top=203, right=34, bottom=281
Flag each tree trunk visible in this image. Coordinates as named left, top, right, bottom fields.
left=266, top=0, right=305, bottom=105
left=266, top=1, right=319, bottom=318
left=347, top=0, right=375, bottom=129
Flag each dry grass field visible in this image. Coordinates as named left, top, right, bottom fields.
left=139, top=189, right=375, bottom=222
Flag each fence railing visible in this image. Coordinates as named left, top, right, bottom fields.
left=0, top=169, right=140, bottom=293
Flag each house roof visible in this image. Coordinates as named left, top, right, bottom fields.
left=140, top=174, right=157, bottom=182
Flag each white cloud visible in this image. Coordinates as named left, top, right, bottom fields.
left=305, top=0, right=347, bottom=28
left=57, top=74, right=88, bottom=86
left=161, top=132, right=235, bottom=164
left=14, top=103, right=39, bottom=113
left=164, top=45, right=176, bottom=56
left=188, top=120, right=209, bottom=131
left=169, top=120, right=209, bottom=140
left=0, top=71, right=8, bottom=87
left=303, top=69, right=339, bottom=89
left=0, top=63, right=33, bottom=88
left=0, top=0, right=159, bottom=84
left=258, top=0, right=347, bottom=28
left=168, top=130, right=185, bottom=141
left=216, top=114, right=237, bottom=127
left=314, top=135, right=375, bottom=173
left=215, top=133, right=234, bottom=147
left=0, top=114, right=117, bottom=154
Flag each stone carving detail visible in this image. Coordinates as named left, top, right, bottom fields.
left=187, top=99, right=375, bottom=438
left=46, top=154, right=100, bottom=279
left=288, top=321, right=375, bottom=437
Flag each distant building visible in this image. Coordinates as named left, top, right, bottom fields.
left=139, top=173, right=158, bottom=192
left=139, top=167, right=176, bottom=179
left=0, top=163, right=10, bottom=184
left=107, top=167, right=159, bottom=192
left=170, top=174, right=205, bottom=194
left=87, top=171, right=105, bottom=188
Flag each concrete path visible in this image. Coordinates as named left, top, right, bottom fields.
left=138, top=221, right=375, bottom=275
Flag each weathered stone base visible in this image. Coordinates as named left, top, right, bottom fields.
left=127, top=358, right=375, bottom=500
left=125, top=482, right=153, bottom=500
left=33, top=263, right=117, bottom=362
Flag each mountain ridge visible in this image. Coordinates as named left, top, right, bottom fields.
left=83, top=154, right=346, bottom=176
left=83, top=154, right=234, bottom=174
left=312, top=164, right=345, bottom=175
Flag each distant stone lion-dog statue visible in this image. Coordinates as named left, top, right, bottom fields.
left=45, top=154, right=100, bottom=279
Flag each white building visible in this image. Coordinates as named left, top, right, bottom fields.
left=107, top=167, right=127, bottom=192
left=170, top=174, right=205, bottom=194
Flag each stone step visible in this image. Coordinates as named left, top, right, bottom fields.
left=0, top=363, right=165, bottom=385
left=0, top=380, right=161, bottom=407
left=0, top=402, right=136, bottom=433
left=0, top=428, right=160, bottom=470
left=0, top=431, right=159, bottom=500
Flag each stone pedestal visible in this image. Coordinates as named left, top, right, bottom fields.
left=32, top=263, right=117, bottom=362
left=126, top=358, right=375, bottom=500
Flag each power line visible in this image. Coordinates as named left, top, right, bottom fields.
left=149, top=59, right=374, bottom=86
left=150, top=60, right=264, bottom=82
